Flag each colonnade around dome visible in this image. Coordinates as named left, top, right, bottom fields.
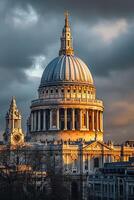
left=31, top=108, right=103, bottom=132
left=30, top=107, right=103, bottom=141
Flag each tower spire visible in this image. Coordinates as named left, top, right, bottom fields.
left=65, top=11, right=69, bottom=27
left=59, top=11, right=74, bottom=56
left=10, top=96, right=17, bottom=110
left=4, top=97, right=24, bottom=146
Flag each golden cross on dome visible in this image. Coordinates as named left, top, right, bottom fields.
left=64, top=11, right=69, bottom=27
left=64, top=11, right=69, bottom=18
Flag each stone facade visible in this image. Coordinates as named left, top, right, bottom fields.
left=87, top=157, right=134, bottom=200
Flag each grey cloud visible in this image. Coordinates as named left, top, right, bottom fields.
left=7, top=0, right=134, bottom=20
left=95, top=69, right=134, bottom=142
left=0, top=0, right=134, bottom=143
left=73, top=20, right=134, bottom=76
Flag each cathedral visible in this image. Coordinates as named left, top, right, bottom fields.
left=1, top=13, right=134, bottom=199
left=29, top=11, right=103, bottom=143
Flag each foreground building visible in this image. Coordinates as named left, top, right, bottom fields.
left=1, top=13, right=134, bottom=199
left=87, top=157, right=134, bottom=200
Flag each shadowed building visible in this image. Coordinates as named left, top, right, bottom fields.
left=87, top=157, right=134, bottom=200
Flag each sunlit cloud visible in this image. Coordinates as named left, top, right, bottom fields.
left=92, top=19, right=128, bottom=43
left=95, top=68, right=134, bottom=142
left=25, top=55, right=45, bottom=78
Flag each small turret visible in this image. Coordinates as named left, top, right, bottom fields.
left=4, top=97, right=24, bottom=146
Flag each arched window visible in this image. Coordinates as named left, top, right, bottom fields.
left=52, top=109, right=57, bottom=127
left=94, top=157, right=99, bottom=168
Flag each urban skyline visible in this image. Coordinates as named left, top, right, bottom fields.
left=0, top=1, right=134, bottom=142
left=0, top=1, right=134, bottom=199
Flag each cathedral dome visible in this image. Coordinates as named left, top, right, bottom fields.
left=30, top=12, right=104, bottom=143
left=40, top=55, right=93, bottom=87
left=40, top=12, right=94, bottom=88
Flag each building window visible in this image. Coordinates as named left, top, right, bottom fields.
left=94, top=157, right=99, bottom=168
left=104, top=184, right=107, bottom=193
left=56, top=89, right=58, bottom=93
left=119, top=184, right=123, bottom=195
left=52, top=109, right=57, bottom=127
left=61, top=89, right=64, bottom=93
left=94, top=183, right=101, bottom=192
left=82, top=111, right=86, bottom=127
left=46, top=90, right=48, bottom=93
left=89, top=116, right=92, bottom=130
left=14, top=119, right=18, bottom=128
left=85, top=159, right=88, bottom=170
left=51, top=90, right=53, bottom=93
left=68, top=90, right=70, bottom=93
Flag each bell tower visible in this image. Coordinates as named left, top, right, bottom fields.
left=4, top=97, right=24, bottom=146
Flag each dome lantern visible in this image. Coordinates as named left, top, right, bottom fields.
left=59, top=11, right=74, bottom=56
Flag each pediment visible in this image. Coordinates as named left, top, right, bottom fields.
left=83, top=141, right=113, bottom=151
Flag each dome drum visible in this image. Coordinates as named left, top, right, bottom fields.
left=30, top=107, right=103, bottom=142
left=38, top=85, right=96, bottom=102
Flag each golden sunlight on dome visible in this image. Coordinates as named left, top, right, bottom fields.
left=30, top=12, right=104, bottom=143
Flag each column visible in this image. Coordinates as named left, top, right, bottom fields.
left=92, top=110, right=95, bottom=131
left=31, top=112, right=34, bottom=131
left=64, top=108, right=67, bottom=130
left=66, top=154, right=68, bottom=170
left=38, top=110, right=41, bottom=131
left=43, top=110, right=46, bottom=131
left=34, top=111, right=37, bottom=131
left=72, top=108, right=75, bottom=130
left=66, top=154, right=68, bottom=166
left=86, top=109, right=89, bottom=130
left=88, top=156, right=91, bottom=172
left=49, top=109, right=52, bottom=130
left=98, top=111, right=100, bottom=131
left=57, top=108, right=59, bottom=130
left=100, top=111, right=103, bottom=132
left=80, top=109, right=82, bottom=130
left=96, top=110, right=99, bottom=131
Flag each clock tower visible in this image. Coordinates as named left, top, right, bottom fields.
left=4, top=97, right=24, bottom=146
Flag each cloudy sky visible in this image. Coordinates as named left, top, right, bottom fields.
left=0, top=0, right=134, bottom=143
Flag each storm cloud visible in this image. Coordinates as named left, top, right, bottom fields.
left=0, top=0, right=134, bottom=143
